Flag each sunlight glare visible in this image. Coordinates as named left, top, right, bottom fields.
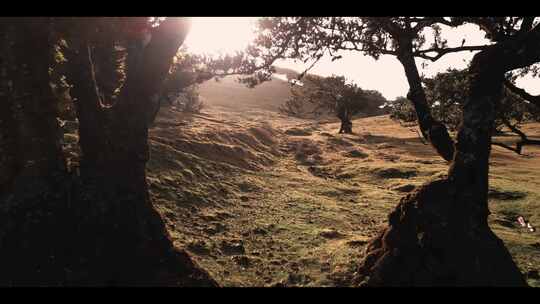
left=184, top=17, right=259, bottom=56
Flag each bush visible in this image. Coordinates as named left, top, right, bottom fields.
left=170, top=85, right=205, bottom=113
left=386, top=97, right=417, bottom=125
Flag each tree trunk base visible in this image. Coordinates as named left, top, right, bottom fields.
left=0, top=175, right=218, bottom=287
left=339, top=120, right=353, bottom=134
left=354, top=178, right=527, bottom=287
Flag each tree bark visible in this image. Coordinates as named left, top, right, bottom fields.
left=1, top=18, right=66, bottom=190
left=337, top=104, right=353, bottom=134
left=0, top=22, right=18, bottom=193
left=0, top=18, right=66, bottom=196
left=64, top=41, right=109, bottom=174
left=339, top=118, right=353, bottom=134
left=396, top=38, right=455, bottom=162
left=0, top=17, right=73, bottom=286
left=0, top=17, right=216, bottom=286
left=64, top=18, right=217, bottom=286
left=356, top=43, right=529, bottom=287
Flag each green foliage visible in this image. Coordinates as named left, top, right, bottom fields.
left=159, top=47, right=216, bottom=109
left=422, top=68, right=469, bottom=130
left=361, top=90, right=388, bottom=117
left=172, top=85, right=204, bottom=113
left=387, top=68, right=540, bottom=131
left=279, top=74, right=385, bottom=119
left=386, top=96, right=416, bottom=124
left=203, top=16, right=540, bottom=136
left=204, top=17, right=485, bottom=85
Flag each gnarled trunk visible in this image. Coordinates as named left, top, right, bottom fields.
left=356, top=46, right=527, bottom=287
left=0, top=17, right=217, bottom=286
left=64, top=18, right=217, bottom=286
left=337, top=104, right=353, bottom=134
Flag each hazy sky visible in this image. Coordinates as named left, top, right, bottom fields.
left=184, top=17, right=539, bottom=100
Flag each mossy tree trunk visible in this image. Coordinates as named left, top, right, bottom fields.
left=63, top=17, right=217, bottom=286
left=357, top=27, right=540, bottom=287
left=0, top=17, right=217, bottom=286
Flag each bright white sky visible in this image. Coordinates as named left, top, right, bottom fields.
left=184, top=17, right=539, bottom=100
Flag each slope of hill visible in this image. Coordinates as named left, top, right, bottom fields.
left=145, top=105, right=540, bottom=287
left=198, top=72, right=387, bottom=119
left=198, top=75, right=292, bottom=111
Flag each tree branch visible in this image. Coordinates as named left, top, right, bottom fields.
left=119, top=17, right=190, bottom=124
left=297, top=52, right=324, bottom=79
left=412, top=17, right=465, bottom=32
left=504, top=79, right=540, bottom=107
left=492, top=141, right=521, bottom=154
left=503, top=118, right=527, bottom=140
left=337, top=44, right=398, bottom=56
left=413, top=45, right=490, bottom=61
left=518, top=17, right=535, bottom=36
left=496, top=118, right=540, bottom=154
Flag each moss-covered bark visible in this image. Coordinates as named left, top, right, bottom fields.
left=356, top=36, right=540, bottom=286
left=0, top=17, right=217, bottom=286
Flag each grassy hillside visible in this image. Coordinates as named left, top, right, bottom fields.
left=198, top=71, right=386, bottom=119
left=144, top=105, right=540, bottom=287
left=198, top=75, right=292, bottom=111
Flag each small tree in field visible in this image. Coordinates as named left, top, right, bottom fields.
left=280, top=74, right=372, bottom=134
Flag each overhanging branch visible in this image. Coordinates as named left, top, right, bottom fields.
left=504, top=79, right=540, bottom=108
left=492, top=141, right=521, bottom=154
left=494, top=118, right=540, bottom=155
left=413, top=45, right=490, bottom=61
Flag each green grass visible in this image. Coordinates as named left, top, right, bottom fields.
left=147, top=107, right=540, bottom=287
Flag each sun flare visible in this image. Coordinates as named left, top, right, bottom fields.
left=184, top=17, right=259, bottom=56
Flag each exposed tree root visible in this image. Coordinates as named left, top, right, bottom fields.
left=355, top=178, right=528, bottom=287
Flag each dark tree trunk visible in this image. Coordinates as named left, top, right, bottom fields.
left=356, top=44, right=529, bottom=287
left=0, top=19, right=66, bottom=189
left=338, top=118, right=353, bottom=134
left=0, top=18, right=66, bottom=194
left=64, top=18, right=217, bottom=286
left=0, top=23, right=18, bottom=193
left=396, top=38, right=455, bottom=162
left=0, top=91, right=17, bottom=193
left=0, top=18, right=216, bottom=286
left=65, top=42, right=109, bottom=173
left=337, top=105, right=353, bottom=134
left=0, top=18, right=73, bottom=286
